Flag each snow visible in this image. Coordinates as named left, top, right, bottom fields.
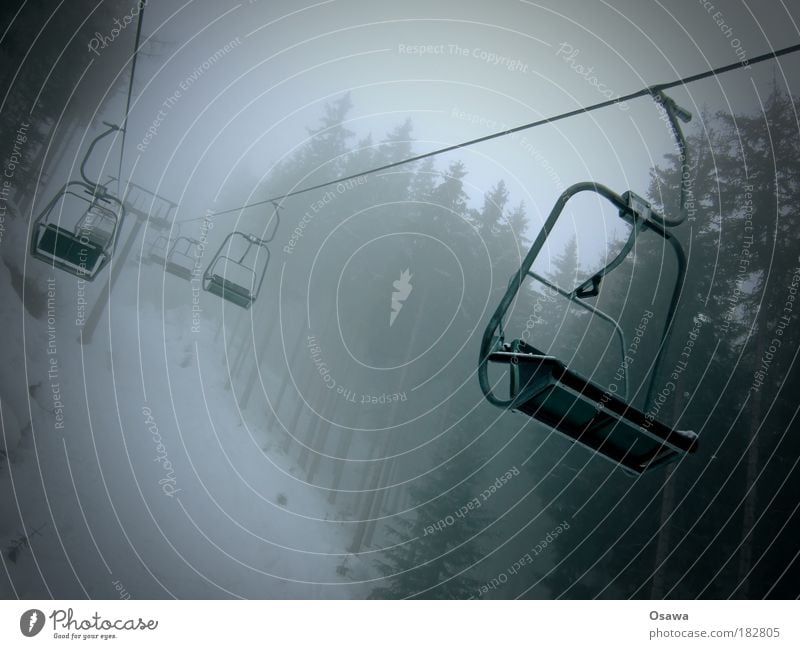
left=0, top=211, right=374, bottom=598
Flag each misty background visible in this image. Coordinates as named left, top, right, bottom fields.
left=1, top=0, right=799, bottom=598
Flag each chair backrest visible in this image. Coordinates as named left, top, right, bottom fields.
left=76, top=202, right=117, bottom=249
left=165, top=239, right=198, bottom=280
left=479, top=182, right=687, bottom=413
left=29, top=181, right=123, bottom=280
left=169, top=236, right=199, bottom=259
left=148, top=235, right=169, bottom=261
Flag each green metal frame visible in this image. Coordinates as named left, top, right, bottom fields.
left=477, top=91, right=697, bottom=475
left=202, top=202, right=281, bottom=309
left=30, top=123, right=125, bottom=280
left=478, top=183, right=697, bottom=474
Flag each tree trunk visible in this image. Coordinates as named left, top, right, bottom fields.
left=736, top=380, right=763, bottom=596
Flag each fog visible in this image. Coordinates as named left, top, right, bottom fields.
left=1, top=0, right=799, bottom=599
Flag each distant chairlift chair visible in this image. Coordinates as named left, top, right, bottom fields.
left=478, top=90, right=699, bottom=475
left=164, top=236, right=200, bottom=280
left=30, top=123, right=125, bottom=280
left=148, top=235, right=199, bottom=281
left=147, top=234, right=169, bottom=266
left=203, top=202, right=281, bottom=309
left=116, top=179, right=179, bottom=230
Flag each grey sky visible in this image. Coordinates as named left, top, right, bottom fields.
left=50, top=0, right=785, bottom=292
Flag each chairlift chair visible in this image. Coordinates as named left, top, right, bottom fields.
left=164, top=236, right=199, bottom=280
left=30, top=123, right=125, bottom=280
left=203, top=232, right=270, bottom=308
left=117, top=180, right=179, bottom=230
left=147, top=234, right=169, bottom=266
left=202, top=202, right=280, bottom=309
left=478, top=91, right=698, bottom=476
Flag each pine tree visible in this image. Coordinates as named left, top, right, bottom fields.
left=506, top=200, right=529, bottom=241
left=369, top=427, right=498, bottom=599
left=638, top=85, right=800, bottom=598
left=431, top=161, right=469, bottom=216
left=478, top=180, right=510, bottom=235
left=409, top=157, right=437, bottom=202
left=301, top=93, right=355, bottom=183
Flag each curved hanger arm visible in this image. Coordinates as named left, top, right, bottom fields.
left=257, top=201, right=281, bottom=244
left=527, top=270, right=630, bottom=400
left=641, top=223, right=688, bottom=410
left=80, top=122, right=124, bottom=191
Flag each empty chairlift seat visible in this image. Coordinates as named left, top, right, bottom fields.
left=203, top=232, right=270, bottom=309
left=478, top=182, right=698, bottom=475
left=147, top=235, right=198, bottom=280
left=30, top=123, right=126, bottom=280
left=147, top=235, right=169, bottom=266
left=164, top=237, right=199, bottom=280
left=30, top=184, right=123, bottom=280
left=488, top=341, right=697, bottom=475
left=116, top=179, right=179, bottom=230
left=202, top=202, right=281, bottom=309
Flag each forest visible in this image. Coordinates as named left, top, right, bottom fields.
left=1, top=1, right=798, bottom=599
